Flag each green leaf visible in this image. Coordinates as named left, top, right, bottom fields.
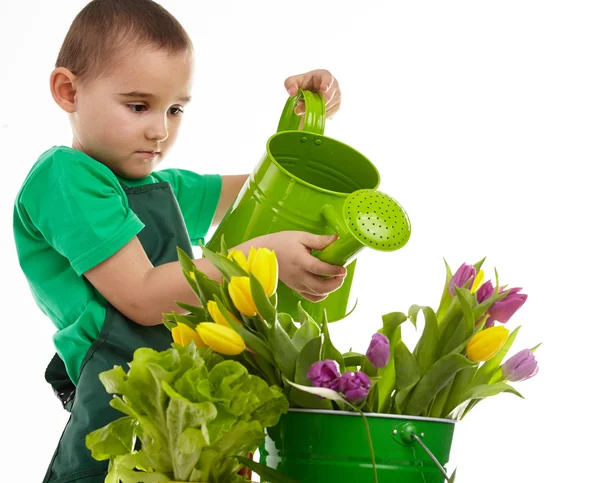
left=404, top=353, right=475, bottom=416
left=321, top=310, right=345, bottom=372
left=291, top=315, right=321, bottom=352
left=213, top=296, right=275, bottom=366
left=470, top=326, right=521, bottom=387
left=234, top=456, right=299, bottom=483
left=393, top=339, right=420, bottom=413
left=219, top=234, right=229, bottom=257
left=449, top=468, right=457, bottom=482
left=277, top=312, right=298, bottom=337
left=412, top=306, right=439, bottom=374
left=249, top=272, right=276, bottom=325
left=435, top=258, right=454, bottom=319
left=200, top=244, right=247, bottom=282
left=343, top=351, right=364, bottom=368
left=177, top=246, right=202, bottom=300
left=427, top=374, right=454, bottom=418
left=377, top=326, right=400, bottom=413
left=268, top=319, right=299, bottom=382
left=285, top=377, right=347, bottom=404
left=462, top=382, right=524, bottom=402
left=440, top=365, right=477, bottom=418
left=174, top=301, right=208, bottom=320
left=289, top=337, right=333, bottom=409
left=85, top=416, right=137, bottom=461
left=381, top=311, right=408, bottom=336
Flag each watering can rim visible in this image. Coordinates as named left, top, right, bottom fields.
left=265, top=130, right=381, bottom=198
left=287, top=408, right=457, bottom=425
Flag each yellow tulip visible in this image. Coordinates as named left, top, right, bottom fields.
left=466, top=326, right=509, bottom=362
left=470, top=270, right=484, bottom=294
left=228, top=276, right=258, bottom=317
left=248, top=247, right=278, bottom=297
left=172, top=322, right=206, bottom=348
left=196, top=322, right=245, bottom=355
left=207, top=300, right=241, bottom=326
left=227, top=249, right=249, bottom=272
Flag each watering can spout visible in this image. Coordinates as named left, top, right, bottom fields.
left=314, top=190, right=411, bottom=266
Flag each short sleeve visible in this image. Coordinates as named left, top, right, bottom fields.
left=17, top=148, right=145, bottom=276
left=155, top=169, right=222, bottom=245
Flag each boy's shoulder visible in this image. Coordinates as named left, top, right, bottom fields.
left=17, top=146, right=119, bottom=201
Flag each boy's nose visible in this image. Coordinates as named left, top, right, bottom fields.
left=145, top=113, right=169, bottom=143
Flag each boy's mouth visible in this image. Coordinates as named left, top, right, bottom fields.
left=136, top=150, right=160, bottom=159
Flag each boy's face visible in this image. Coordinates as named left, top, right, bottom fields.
left=71, top=46, right=193, bottom=179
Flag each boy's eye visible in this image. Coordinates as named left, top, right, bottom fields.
left=169, top=106, right=183, bottom=116
left=128, top=104, right=147, bottom=113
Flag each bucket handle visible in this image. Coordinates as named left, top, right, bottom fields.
left=276, top=88, right=326, bottom=135
left=392, top=423, right=451, bottom=481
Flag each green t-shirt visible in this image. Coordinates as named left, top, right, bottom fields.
left=13, top=146, right=222, bottom=384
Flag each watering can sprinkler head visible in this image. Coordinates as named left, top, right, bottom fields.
left=314, top=189, right=411, bottom=266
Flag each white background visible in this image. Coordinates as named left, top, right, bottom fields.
left=1, top=1, right=598, bottom=481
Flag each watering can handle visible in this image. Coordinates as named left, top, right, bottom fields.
left=276, top=89, right=326, bottom=135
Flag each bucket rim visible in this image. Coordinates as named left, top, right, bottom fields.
left=287, top=408, right=457, bottom=425
left=266, top=130, right=381, bottom=197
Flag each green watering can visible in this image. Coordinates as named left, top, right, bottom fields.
left=206, top=90, right=411, bottom=321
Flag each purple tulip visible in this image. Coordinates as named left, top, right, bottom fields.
left=477, top=280, right=494, bottom=304
left=501, top=349, right=539, bottom=382
left=307, top=360, right=341, bottom=389
left=489, top=287, right=528, bottom=323
left=449, top=263, right=476, bottom=296
left=338, top=371, right=371, bottom=402
left=366, top=333, right=390, bottom=368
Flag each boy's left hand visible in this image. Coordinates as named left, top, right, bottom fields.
left=284, top=69, right=341, bottom=119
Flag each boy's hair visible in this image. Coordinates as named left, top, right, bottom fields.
left=56, top=0, right=193, bottom=83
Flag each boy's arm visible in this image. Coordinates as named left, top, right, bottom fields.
left=212, top=174, right=248, bottom=226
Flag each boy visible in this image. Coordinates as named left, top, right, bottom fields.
left=13, top=1, right=346, bottom=481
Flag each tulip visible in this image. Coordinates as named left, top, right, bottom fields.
left=248, top=247, right=279, bottom=297
left=337, top=371, right=371, bottom=402
left=476, top=280, right=494, bottom=304
left=207, top=300, right=241, bottom=326
left=488, top=287, right=527, bottom=324
left=228, top=276, right=258, bottom=317
left=172, top=322, right=206, bottom=348
left=448, top=263, right=476, bottom=296
left=501, top=349, right=539, bottom=382
left=466, top=326, right=509, bottom=362
left=307, top=360, right=342, bottom=389
left=228, top=249, right=249, bottom=272
left=196, top=322, right=245, bottom=355
left=366, top=333, right=390, bottom=368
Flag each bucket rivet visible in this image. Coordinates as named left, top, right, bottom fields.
left=301, top=136, right=308, bottom=142
left=315, top=139, right=322, bottom=145
left=393, top=429, right=398, bottom=435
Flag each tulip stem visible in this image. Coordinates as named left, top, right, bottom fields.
left=356, top=407, right=378, bottom=483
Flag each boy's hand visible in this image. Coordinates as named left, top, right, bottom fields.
left=245, top=231, right=347, bottom=302
left=284, top=69, right=341, bottom=119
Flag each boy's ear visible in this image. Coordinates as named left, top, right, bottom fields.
left=50, top=67, right=78, bottom=113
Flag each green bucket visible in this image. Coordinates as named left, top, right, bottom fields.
left=259, top=409, right=455, bottom=483
left=206, top=90, right=410, bottom=321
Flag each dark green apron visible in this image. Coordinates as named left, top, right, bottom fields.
left=43, top=182, right=195, bottom=483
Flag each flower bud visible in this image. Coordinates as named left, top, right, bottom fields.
left=449, top=263, right=476, bottom=296
left=338, top=371, right=371, bottom=402
left=488, top=287, right=527, bottom=324
left=172, top=322, right=206, bottom=348
left=366, top=333, right=390, bottom=368
left=196, top=322, right=245, bottom=355
left=228, top=276, right=258, bottom=317
left=207, top=300, right=241, bottom=326
left=466, top=326, right=509, bottom=362
left=307, top=360, right=341, bottom=389
left=248, top=247, right=279, bottom=297
left=476, top=280, right=494, bottom=304
left=227, top=249, right=249, bottom=272
left=501, top=349, right=539, bottom=382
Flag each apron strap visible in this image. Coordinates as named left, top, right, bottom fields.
left=44, top=352, right=75, bottom=411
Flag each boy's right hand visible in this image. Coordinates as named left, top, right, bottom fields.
left=248, top=231, right=347, bottom=302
